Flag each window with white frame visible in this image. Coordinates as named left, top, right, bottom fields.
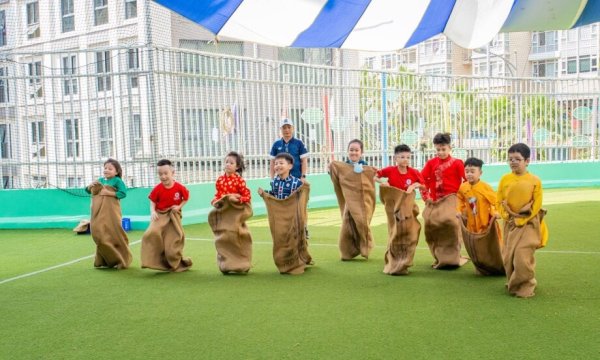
left=579, top=55, right=597, bottom=73
left=66, top=177, right=82, bottom=188
left=26, top=1, right=40, bottom=39
left=94, top=0, right=108, bottom=26
left=381, top=54, right=396, bottom=69
left=561, top=55, right=597, bottom=74
left=179, top=40, right=243, bottom=87
left=127, top=48, right=139, bottom=88
left=130, top=114, right=142, bottom=156
left=180, top=109, right=202, bottom=157
left=62, top=55, right=78, bottom=95
left=31, top=175, right=47, bottom=188
left=98, top=116, right=113, bottom=157
left=0, top=66, right=8, bottom=103
left=399, top=49, right=417, bottom=64
left=579, top=24, right=598, bottom=41
left=179, top=109, right=220, bottom=157
left=0, top=10, right=7, bottom=46
left=96, top=51, right=111, bottom=91
left=473, top=61, right=488, bottom=76
left=532, top=60, right=557, bottom=78
left=64, top=118, right=80, bottom=158
left=364, top=57, right=375, bottom=69
left=30, top=120, right=45, bottom=157
left=561, top=29, right=577, bottom=45
left=61, top=0, right=75, bottom=32
left=2, top=175, right=13, bottom=189
left=125, top=0, right=137, bottom=19
left=532, top=31, right=558, bottom=53
left=28, top=61, right=43, bottom=98
left=0, top=123, right=11, bottom=159
left=564, top=57, right=577, bottom=74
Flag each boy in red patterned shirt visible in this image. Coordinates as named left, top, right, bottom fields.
left=420, top=133, right=466, bottom=202
left=212, top=151, right=251, bottom=206
left=421, top=133, right=468, bottom=269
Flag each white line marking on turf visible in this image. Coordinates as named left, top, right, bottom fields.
left=186, top=238, right=600, bottom=255
left=2, top=238, right=599, bottom=285
left=0, top=240, right=141, bottom=286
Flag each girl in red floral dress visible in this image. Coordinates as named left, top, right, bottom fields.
left=211, top=151, right=251, bottom=206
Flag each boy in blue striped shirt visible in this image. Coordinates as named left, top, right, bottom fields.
left=259, top=153, right=303, bottom=199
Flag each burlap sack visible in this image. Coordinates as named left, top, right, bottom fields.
left=502, top=206, right=547, bottom=297
left=141, top=209, right=192, bottom=272
left=423, top=194, right=468, bottom=269
left=208, top=196, right=253, bottom=274
left=329, top=161, right=376, bottom=260
left=260, top=183, right=312, bottom=274
left=88, top=183, right=132, bottom=269
left=379, top=186, right=421, bottom=275
left=460, top=218, right=504, bottom=275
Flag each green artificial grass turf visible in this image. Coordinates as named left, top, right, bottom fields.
left=1, top=190, right=599, bottom=359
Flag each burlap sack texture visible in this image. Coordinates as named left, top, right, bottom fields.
left=459, top=218, right=505, bottom=276
left=379, top=186, right=421, bottom=275
left=502, top=204, right=547, bottom=298
left=141, top=209, right=192, bottom=272
left=329, top=161, right=376, bottom=260
left=88, top=183, right=132, bottom=269
left=260, top=183, right=312, bottom=275
left=208, top=196, right=253, bottom=274
left=423, top=194, right=468, bottom=269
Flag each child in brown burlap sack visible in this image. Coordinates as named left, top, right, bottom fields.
left=421, top=133, right=468, bottom=269
left=329, top=140, right=377, bottom=261
left=141, top=159, right=192, bottom=272
left=209, top=152, right=253, bottom=274
left=497, top=143, right=549, bottom=298
left=85, top=158, right=132, bottom=269
left=259, top=153, right=312, bottom=274
left=457, top=157, right=504, bottom=276
left=376, top=144, right=424, bottom=274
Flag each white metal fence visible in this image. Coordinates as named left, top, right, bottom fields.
left=0, top=46, right=598, bottom=189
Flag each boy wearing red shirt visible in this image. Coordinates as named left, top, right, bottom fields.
left=421, top=133, right=466, bottom=202
left=375, top=144, right=424, bottom=194
left=141, top=159, right=192, bottom=272
left=421, top=133, right=468, bottom=269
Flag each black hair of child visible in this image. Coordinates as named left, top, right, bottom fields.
left=394, top=144, right=411, bottom=154
left=226, top=151, right=246, bottom=175
left=433, top=132, right=452, bottom=145
left=104, top=158, right=123, bottom=178
left=464, top=157, right=484, bottom=169
left=157, top=159, right=173, bottom=167
left=348, top=139, right=364, bottom=152
left=275, top=152, right=294, bottom=164
left=508, top=143, right=531, bottom=160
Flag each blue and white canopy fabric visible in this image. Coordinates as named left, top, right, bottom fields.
left=153, top=0, right=600, bottom=50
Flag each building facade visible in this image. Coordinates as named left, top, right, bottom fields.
left=0, top=0, right=360, bottom=189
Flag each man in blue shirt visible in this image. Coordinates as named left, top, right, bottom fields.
left=269, top=118, right=308, bottom=180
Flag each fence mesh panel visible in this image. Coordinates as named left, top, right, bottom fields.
left=1, top=46, right=599, bottom=189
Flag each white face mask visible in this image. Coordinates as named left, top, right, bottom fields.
left=353, top=162, right=363, bottom=174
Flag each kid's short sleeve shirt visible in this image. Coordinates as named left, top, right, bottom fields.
left=149, top=181, right=189, bottom=211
